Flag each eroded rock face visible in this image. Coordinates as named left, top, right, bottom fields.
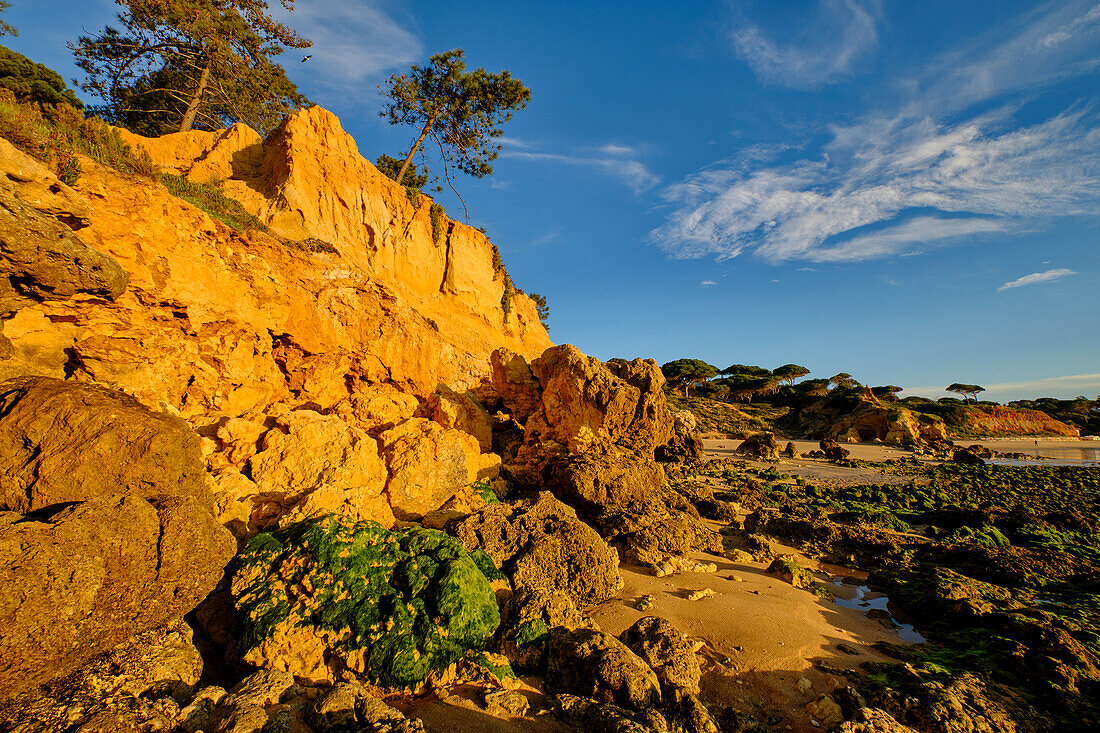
left=448, top=492, right=623, bottom=607
left=735, top=432, right=780, bottom=462
left=522, top=345, right=673, bottom=456
left=0, top=620, right=203, bottom=732
left=620, top=617, right=702, bottom=696
left=656, top=410, right=704, bottom=463
left=246, top=409, right=392, bottom=526
left=380, top=418, right=485, bottom=520
left=546, top=628, right=662, bottom=711
left=549, top=452, right=721, bottom=565
left=0, top=376, right=208, bottom=512
left=0, top=494, right=234, bottom=701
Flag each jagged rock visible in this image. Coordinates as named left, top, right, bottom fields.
left=887, top=673, right=1021, bottom=733
left=310, top=682, right=426, bottom=733
left=0, top=620, right=203, bottom=732
left=0, top=185, right=124, bottom=317
left=0, top=376, right=209, bottom=512
left=546, top=628, right=662, bottom=711
left=231, top=516, right=500, bottom=689
left=806, top=693, right=845, bottom=727
left=653, top=556, right=717, bottom=577
left=548, top=451, right=721, bottom=564
left=331, top=383, right=420, bottom=433
left=482, top=689, right=530, bottom=718
left=521, top=344, right=673, bottom=455
left=0, top=493, right=233, bottom=701
left=663, top=686, right=719, bottom=733
left=820, top=439, right=851, bottom=461
left=448, top=491, right=622, bottom=607
left=952, top=447, right=986, bottom=465
left=837, top=708, right=918, bottom=733
left=246, top=409, right=392, bottom=525
left=550, top=693, right=654, bottom=733
left=735, top=432, right=780, bottom=461
left=215, top=415, right=269, bottom=469
left=490, top=347, right=542, bottom=423
left=657, top=411, right=704, bottom=463
left=498, top=585, right=595, bottom=670
left=782, top=441, right=801, bottom=459
left=718, top=707, right=771, bottom=733
left=620, top=617, right=702, bottom=695
left=0, top=137, right=90, bottom=226
left=767, top=555, right=816, bottom=589
left=380, top=417, right=487, bottom=520
left=428, top=384, right=493, bottom=452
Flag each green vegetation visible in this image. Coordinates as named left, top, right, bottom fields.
left=376, top=152, right=430, bottom=191
left=0, top=1, right=15, bottom=38
left=380, top=49, right=529, bottom=187
left=159, top=173, right=268, bottom=233
left=233, top=515, right=501, bottom=689
left=429, top=201, right=446, bottom=243
left=661, top=358, right=719, bottom=397
left=529, top=292, right=549, bottom=329
left=0, top=89, right=157, bottom=183
left=70, top=0, right=310, bottom=134
left=947, top=383, right=985, bottom=403
left=0, top=45, right=82, bottom=109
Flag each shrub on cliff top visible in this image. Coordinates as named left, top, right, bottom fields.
left=232, top=515, right=501, bottom=689
left=0, top=45, right=83, bottom=109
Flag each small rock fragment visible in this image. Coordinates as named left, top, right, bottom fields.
left=686, top=588, right=714, bottom=601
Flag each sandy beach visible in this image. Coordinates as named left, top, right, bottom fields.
left=588, top=529, right=915, bottom=732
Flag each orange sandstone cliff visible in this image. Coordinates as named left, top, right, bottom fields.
left=0, top=105, right=552, bottom=531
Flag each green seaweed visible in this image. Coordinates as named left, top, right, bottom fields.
left=233, top=516, right=501, bottom=689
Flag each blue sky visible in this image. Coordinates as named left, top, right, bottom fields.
left=7, top=0, right=1100, bottom=401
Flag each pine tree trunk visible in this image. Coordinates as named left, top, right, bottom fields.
left=395, top=112, right=438, bottom=186
left=178, top=59, right=212, bottom=133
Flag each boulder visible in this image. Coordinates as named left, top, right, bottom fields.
left=379, top=417, right=484, bottom=520
left=247, top=409, right=391, bottom=525
left=546, top=627, right=662, bottom=711
left=231, top=516, right=501, bottom=690
left=428, top=384, right=493, bottom=452
left=0, top=620, right=204, bottom=732
left=550, top=693, right=654, bottom=733
left=620, top=617, right=702, bottom=695
left=952, top=447, right=986, bottom=465
left=782, top=441, right=801, bottom=459
left=522, top=344, right=673, bottom=455
left=837, top=708, right=918, bottom=733
left=547, top=452, right=721, bottom=564
left=767, top=555, right=816, bottom=589
left=490, top=347, right=542, bottom=423
left=0, top=376, right=208, bottom=512
left=735, top=432, right=780, bottom=461
left=0, top=493, right=234, bottom=700
left=657, top=410, right=704, bottom=463
left=0, top=185, right=124, bottom=318
left=498, top=585, right=596, bottom=670
left=448, top=492, right=623, bottom=607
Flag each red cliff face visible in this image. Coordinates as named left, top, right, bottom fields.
left=954, top=405, right=1078, bottom=437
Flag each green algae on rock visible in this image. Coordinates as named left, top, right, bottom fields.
left=231, top=515, right=501, bottom=690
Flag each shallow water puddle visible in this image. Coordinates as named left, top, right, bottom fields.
left=831, top=580, right=925, bottom=643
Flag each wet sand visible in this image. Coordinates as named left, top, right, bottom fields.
left=588, top=534, right=915, bottom=732
left=704, top=438, right=921, bottom=486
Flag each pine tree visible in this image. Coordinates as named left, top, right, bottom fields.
left=380, top=49, right=529, bottom=188
left=70, top=0, right=311, bottom=135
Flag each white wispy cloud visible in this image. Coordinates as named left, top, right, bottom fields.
left=731, top=0, right=883, bottom=89
left=274, top=0, right=421, bottom=92
left=903, top=372, right=1100, bottom=399
left=503, top=148, right=658, bottom=193
left=701, top=280, right=718, bottom=286
left=654, top=0, right=1100, bottom=263
left=997, top=268, right=1076, bottom=291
